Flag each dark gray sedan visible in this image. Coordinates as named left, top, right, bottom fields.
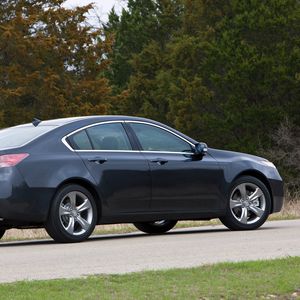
left=0, top=116, right=283, bottom=242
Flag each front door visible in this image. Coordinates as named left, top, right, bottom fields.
left=128, top=122, right=223, bottom=212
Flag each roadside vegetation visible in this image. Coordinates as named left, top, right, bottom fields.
left=0, top=257, right=299, bottom=300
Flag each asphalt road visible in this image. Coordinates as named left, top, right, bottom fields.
left=0, top=219, right=299, bottom=283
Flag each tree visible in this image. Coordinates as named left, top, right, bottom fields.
left=105, top=0, right=183, bottom=91
left=0, top=0, right=113, bottom=126
left=118, top=0, right=300, bottom=153
left=263, top=118, right=300, bottom=195
left=196, top=0, right=300, bottom=152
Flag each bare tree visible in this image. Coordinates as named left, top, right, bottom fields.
left=263, top=118, right=300, bottom=198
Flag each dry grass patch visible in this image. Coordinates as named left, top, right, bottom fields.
left=270, top=195, right=300, bottom=220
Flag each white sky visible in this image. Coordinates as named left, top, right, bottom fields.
left=63, top=0, right=127, bottom=23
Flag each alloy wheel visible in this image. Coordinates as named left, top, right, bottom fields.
left=59, top=191, right=93, bottom=236
left=230, top=182, right=266, bottom=225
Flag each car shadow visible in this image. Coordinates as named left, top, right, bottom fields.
left=0, top=224, right=277, bottom=248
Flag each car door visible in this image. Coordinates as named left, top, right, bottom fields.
left=66, top=121, right=151, bottom=216
left=127, top=122, right=223, bottom=213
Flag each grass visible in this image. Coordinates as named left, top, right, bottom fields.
left=2, top=198, right=299, bottom=242
left=0, top=257, right=299, bottom=299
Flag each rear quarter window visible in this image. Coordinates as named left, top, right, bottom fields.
left=67, top=130, right=93, bottom=150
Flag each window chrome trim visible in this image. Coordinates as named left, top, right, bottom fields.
left=63, top=120, right=124, bottom=139
left=143, top=150, right=194, bottom=155
left=74, top=149, right=140, bottom=153
left=61, top=119, right=196, bottom=155
left=61, top=137, right=76, bottom=151
left=67, top=149, right=194, bottom=155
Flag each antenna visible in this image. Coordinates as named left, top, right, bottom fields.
left=32, top=118, right=42, bottom=127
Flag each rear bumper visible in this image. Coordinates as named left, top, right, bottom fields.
left=269, top=178, right=284, bottom=213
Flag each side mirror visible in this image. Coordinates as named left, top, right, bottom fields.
left=194, top=142, right=208, bottom=156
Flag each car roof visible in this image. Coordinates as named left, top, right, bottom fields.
left=38, top=115, right=158, bottom=126
left=38, top=116, right=100, bottom=126
left=17, top=115, right=198, bottom=145
left=11, top=116, right=152, bottom=127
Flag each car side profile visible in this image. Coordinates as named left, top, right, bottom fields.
left=0, top=116, right=283, bottom=243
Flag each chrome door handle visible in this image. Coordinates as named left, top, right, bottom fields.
left=150, top=158, right=168, bottom=165
left=88, top=157, right=107, bottom=164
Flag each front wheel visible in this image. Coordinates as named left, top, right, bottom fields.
left=133, top=220, right=177, bottom=234
left=0, top=228, right=5, bottom=240
left=220, top=176, right=271, bottom=230
left=45, top=184, right=97, bottom=243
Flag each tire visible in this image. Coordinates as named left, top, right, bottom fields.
left=45, top=184, right=97, bottom=243
left=0, top=228, right=5, bottom=240
left=220, top=176, right=271, bottom=230
left=133, top=220, right=177, bottom=234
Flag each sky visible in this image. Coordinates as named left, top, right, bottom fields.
left=63, top=0, right=127, bottom=23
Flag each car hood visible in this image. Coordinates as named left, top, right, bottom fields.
left=208, top=148, right=267, bottom=163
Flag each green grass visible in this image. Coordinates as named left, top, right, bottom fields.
left=0, top=257, right=299, bottom=300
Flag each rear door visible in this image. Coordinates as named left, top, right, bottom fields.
left=127, top=122, right=223, bottom=213
left=66, top=121, right=151, bottom=216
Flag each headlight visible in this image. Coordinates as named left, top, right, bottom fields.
left=260, top=160, right=276, bottom=168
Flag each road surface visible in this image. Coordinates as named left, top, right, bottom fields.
left=0, top=219, right=299, bottom=283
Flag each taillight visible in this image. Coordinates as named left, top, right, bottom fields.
left=0, top=153, right=29, bottom=168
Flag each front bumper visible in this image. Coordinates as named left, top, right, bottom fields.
left=269, top=178, right=284, bottom=213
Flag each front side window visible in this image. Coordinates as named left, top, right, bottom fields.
left=130, top=123, right=193, bottom=153
left=68, top=123, right=132, bottom=151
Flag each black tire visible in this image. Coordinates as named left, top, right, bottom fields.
left=0, top=228, right=5, bottom=240
left=45, top=184, right=97, bottom=243
left=220, top=176, right=271, bottom=230
left=133, top=220, right=177, bottom=234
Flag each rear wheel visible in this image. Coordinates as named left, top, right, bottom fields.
left=45, top=184, right=97, bottom=243
left=0, top=228, right=5, bottom=240
left=133, top=220, right=177, bottom=234
left=220, top=176, right=271, bottom=230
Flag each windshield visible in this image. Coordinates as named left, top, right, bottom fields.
left=0, top=125, right=57, bottom=149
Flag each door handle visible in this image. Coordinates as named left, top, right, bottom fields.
left=88, top=157, right=107, bottom=164
left=150, top=158, right=168, bottom=165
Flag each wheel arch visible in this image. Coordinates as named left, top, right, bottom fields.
left=233, top=170, right=274, bottom=212
left=53, top=178, right=102, bottom=222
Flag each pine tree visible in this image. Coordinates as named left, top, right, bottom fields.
left=105, top=0, right=183, bottom=91
left=116, top=0, right=300, bottom=153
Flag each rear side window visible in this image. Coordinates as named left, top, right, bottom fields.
left=87, top=123, right=132, bottom=150
left=68, top=123, right=132, bottom=151
left=0, top=125, right=56, bottom=149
